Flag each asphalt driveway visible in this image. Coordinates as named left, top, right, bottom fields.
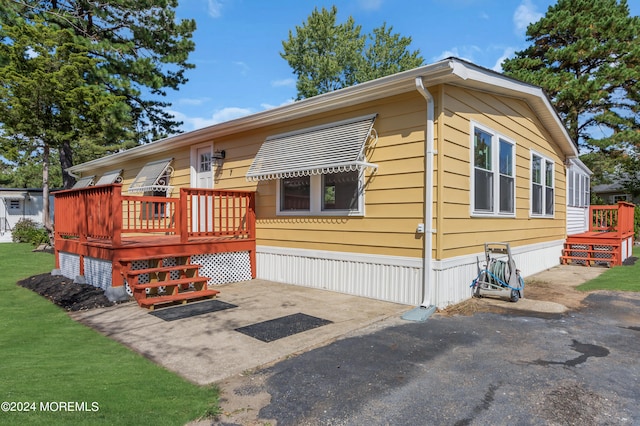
left=214, top=290, right=640, bottom=425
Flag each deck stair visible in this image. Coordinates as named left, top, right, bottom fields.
left=561, top=237, right=620, bottom=267
left=121, top=254, right=219, bottom=310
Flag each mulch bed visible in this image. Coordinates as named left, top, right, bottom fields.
left=17, top=273, right=120, bottom=311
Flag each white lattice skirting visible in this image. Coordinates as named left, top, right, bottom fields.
left=57, top=250, right=252, bottom=290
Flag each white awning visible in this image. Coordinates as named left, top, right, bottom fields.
left=95, top=169, right=122, bottom=185
left=128, top=158, right=173, bottom=193
left=246, top=114, right=378, bottom=181
left=72, top=175, right=95, bottom=189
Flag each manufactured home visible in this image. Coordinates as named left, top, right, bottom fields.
left=0, top=188, right=52, bottom=243
left=56, top=57, right=623, bottom=310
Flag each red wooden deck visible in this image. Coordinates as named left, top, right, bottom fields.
left=53, top=184, right=256, bottom=308
left=561, top=202, right=635, bottom=267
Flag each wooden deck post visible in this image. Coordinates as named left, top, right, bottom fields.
left=179, top=188, right=188, bottom=244
left=112, top=185, right=123, bottom=247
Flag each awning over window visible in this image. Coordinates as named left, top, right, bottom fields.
left=72, top=175, right=95, bottom=189
left=246, top=114, right=378, bottom=181
left=95, top=169, right=122, bottom=186
left=128, top=158, right=173, bottom=193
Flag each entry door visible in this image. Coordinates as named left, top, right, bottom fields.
left=192, top=145, right=214, bottom=233
left=196, top=146, right=213, bottom=189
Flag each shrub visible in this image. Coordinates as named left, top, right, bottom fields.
left=635, top=205, right=640, bottom=240
left=12, top=218, right=49, bottom=246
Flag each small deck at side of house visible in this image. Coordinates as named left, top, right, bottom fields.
left=53, top=185, right=256, bottom=308
left=561, top=202, right=635, bottom=267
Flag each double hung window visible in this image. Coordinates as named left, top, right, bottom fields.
left=531, top=152, right=554, bottom=216
left=471, top=124, right=515, bottom=216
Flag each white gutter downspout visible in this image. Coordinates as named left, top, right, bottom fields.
left=402, top=77, right=437, bottom=322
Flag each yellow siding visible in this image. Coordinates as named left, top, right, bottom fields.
left=85, top=83, right=571, bottom=262
left=439, top=85, right=567, bottom=259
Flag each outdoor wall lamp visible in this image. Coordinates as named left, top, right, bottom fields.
left=212, top=150, right=226, bottom=160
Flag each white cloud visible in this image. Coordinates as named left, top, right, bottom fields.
left=208, top=0, right=223, bottom=18
left=492, top=47, right=517, bottom=72
left=260, top=99, right=296, bottom=110
left=271, top=78, right=296, bottom=88
left=358, top=0, right=383, bottom=11
left=513, top=0, right=543, bottom=34
left=432, top=47, right=479, bottom=64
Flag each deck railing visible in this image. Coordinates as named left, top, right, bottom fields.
left=54, top=184, right=255, bottom=247
left=590, top=201, right=635, bottom=238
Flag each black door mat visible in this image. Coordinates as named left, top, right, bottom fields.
left=150, top=299, right=237, bottom=321
left=235, top=313, right=333, bottom=342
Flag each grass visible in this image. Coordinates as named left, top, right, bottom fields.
left=577, top=246, right=640, bottom=292
left=0, top=243, right=219, bottom=425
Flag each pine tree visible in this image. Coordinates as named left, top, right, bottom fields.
left=502, top=0, right=640, bottom=155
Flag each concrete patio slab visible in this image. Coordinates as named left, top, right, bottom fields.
left=70, top=279, right=410, bottom=385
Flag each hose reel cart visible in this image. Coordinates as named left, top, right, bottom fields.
left=472, top=242, right=524, bottom=302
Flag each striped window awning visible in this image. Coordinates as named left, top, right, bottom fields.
left=72, top=175, right=95, bottom=189
left=128, top=158, right=173, bottom=193
left=95, top=169, right=122, bottom=185
left=246, top=114, right=378, bottom=181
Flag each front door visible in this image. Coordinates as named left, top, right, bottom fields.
left=196, top=146, right=213, bottom=189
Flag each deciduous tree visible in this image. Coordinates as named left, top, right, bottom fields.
left=281, top=6, right=423, bottom=100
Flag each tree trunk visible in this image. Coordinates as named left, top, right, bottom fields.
left=42, top=144, right=54, bottom=246
left=59, top=140, right=75, bottom=189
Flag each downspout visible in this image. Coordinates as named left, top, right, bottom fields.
left=402, top=77, right=437, bottom=322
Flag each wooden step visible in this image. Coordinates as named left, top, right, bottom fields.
left=131, top=276, right=209, bottom=290
left=126, top=264, right=201, bottom=277
left=139, top=289, right=220, bottom=310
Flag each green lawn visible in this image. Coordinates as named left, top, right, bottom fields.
left=0, top=243, right=219, bottom=425
left=577, top=246, right=640, bottom=292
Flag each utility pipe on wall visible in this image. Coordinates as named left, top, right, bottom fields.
left=395, top=76, right=437, bottom=323
left=415, top=77, right=436, bottom=309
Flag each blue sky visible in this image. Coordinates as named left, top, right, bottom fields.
left=166, top=0, right=640, bottom=132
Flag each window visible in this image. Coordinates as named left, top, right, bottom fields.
left=278, top=171, right=363, bottom=215
left=531, top=152, right=554, bottom=216
left=248, top=115, right=377, bottom=217
left=568, top=170, right=575, bottom=207
left=280, top=176, right=311, bottom=211
left=583, top=175, right=590, bottom=206
left=471, top=124, right=515, bottom=216
left=142, top=169, right=171, bottom=219
left=9, top=200, right=20, bottom=211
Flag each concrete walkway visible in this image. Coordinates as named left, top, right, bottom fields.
left=70, top=264, right=608, bottom=386
left=70, top=280, right=410, bottom=385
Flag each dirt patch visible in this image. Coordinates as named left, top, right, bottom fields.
left=439, top=271, right=597, bottom=316
left=17, top=273, right=120, bottom=311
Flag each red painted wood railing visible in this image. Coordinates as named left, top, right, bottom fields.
left=590, top=201, right=635, bottom=239
left=54, top=184, right=255, bottom=247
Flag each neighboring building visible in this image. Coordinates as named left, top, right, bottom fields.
left=60, top=57, right=583, bottom=309
left=566, top=158, right=592, bottom=236
left=592, top=181, right=640, bottom=205
left=0, top=188, right=52, bottom=243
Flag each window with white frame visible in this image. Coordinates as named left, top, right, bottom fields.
left=472, top=124, right=515, bottom=216
left=279, top=170, right=363, bottom=215
left=531, top=152, right=554, bottom=216
left=9, top=200, right=20, bottom=211
left=568, top=170, right=590, bottom=208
